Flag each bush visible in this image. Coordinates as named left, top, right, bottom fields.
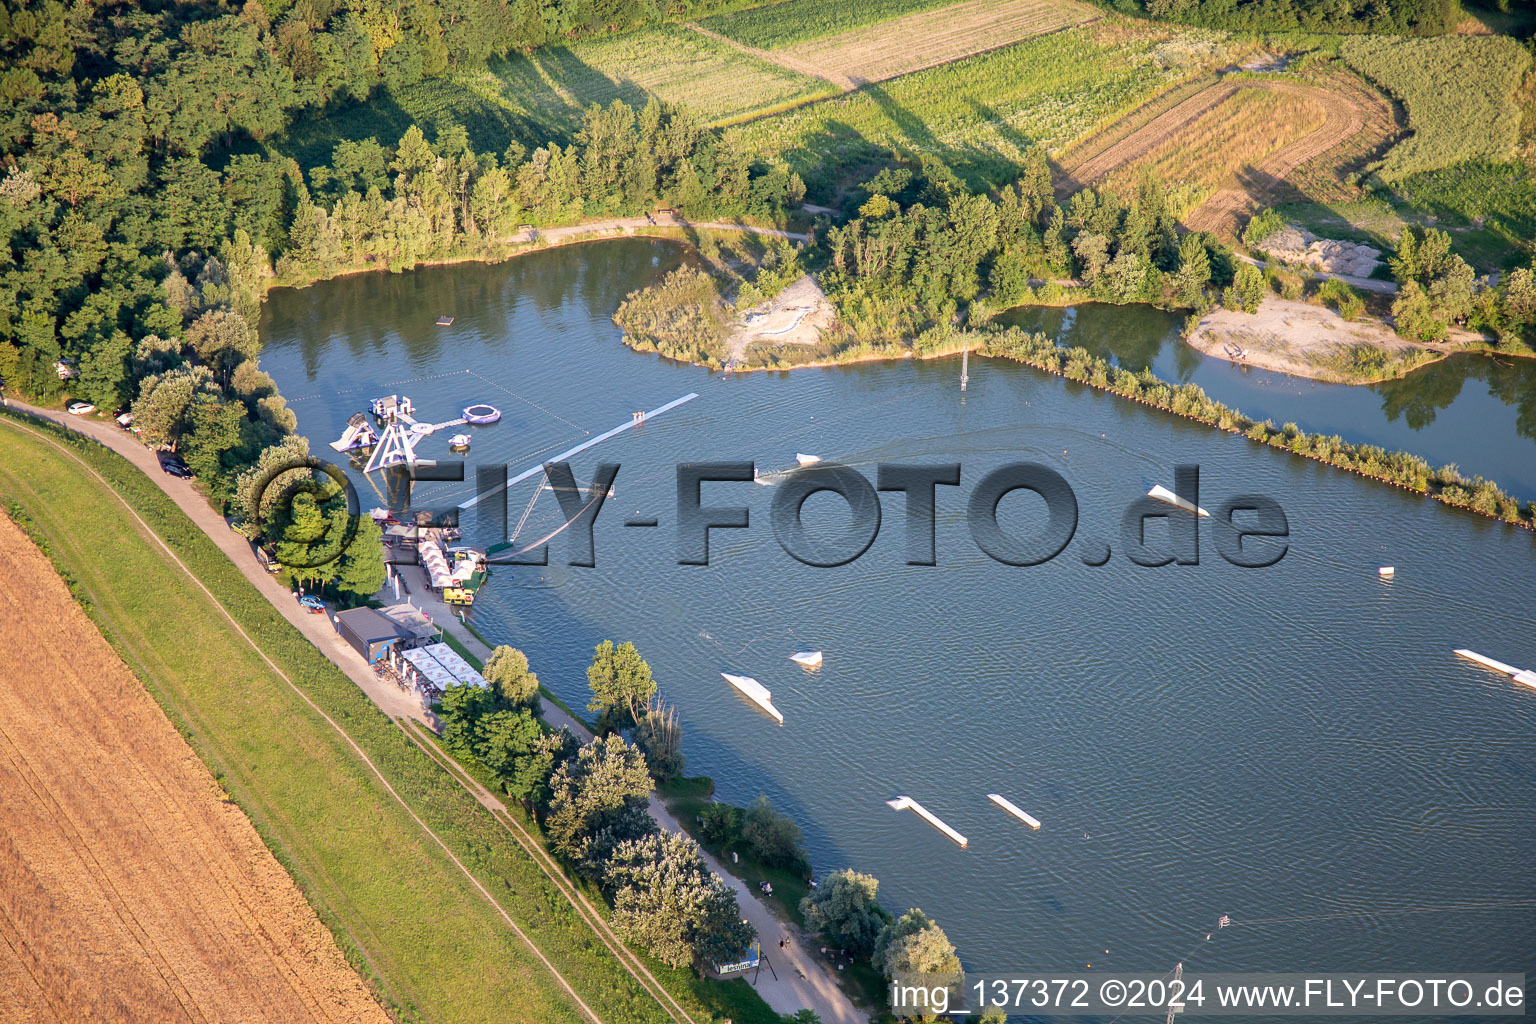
left=741, top=795, right=808, bottom=871
left=1242, top=209, right=1284, bottom=248
left=633, top=703, right=685, bottom=782
left=698, top=802, right=743, bottom=847
left=1316, top=278, right=1365, bottom=320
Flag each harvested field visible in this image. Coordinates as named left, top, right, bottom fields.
left=0, top=513, right=388, bottom=1024
left=1060, top=71, right=1397, bottom=237
left=771, top=0, right=1101, bottom=89
left=740, top=21, right=1237, bottom=192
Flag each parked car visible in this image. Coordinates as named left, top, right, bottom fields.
left=158, top=454, right=193, bottom=479
left=298, top=595, right=327, bottom=614
left=65, top=399, right=95, bottom=415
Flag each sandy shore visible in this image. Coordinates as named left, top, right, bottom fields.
left=1185, top=297, right=1479, bottom=383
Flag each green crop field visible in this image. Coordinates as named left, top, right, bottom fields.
left=277, top=25, right=835, bottom=174
left=698, top=0, right=956, bottom=49
left=0, top=411, right=754, bottom=1024
left=466, top=25, right=836, bottom=129
left=1339, top=34, right=1531, bottom=181
left=736, top=22, right=1234, bottom=194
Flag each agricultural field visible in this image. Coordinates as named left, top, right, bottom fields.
left=0, top=414, right=706, bottom=1024
left=277, top=25, right=834, bottom=172
left=0, top=514, right=390, bottom=1024
left=698, top=0, right=958, bottom=49
left=769, top=0, right=1102, bottom=89
left=736, top=20, right=1239, bottom=196
left=1061, top=69, right=1397, bottom=236
left=467, top=26, right=836, bottom=130
left=1338, top=34, right=1530, bottom=180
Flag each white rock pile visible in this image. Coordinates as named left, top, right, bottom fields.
left=1252, top=224, right=1381, bottom=278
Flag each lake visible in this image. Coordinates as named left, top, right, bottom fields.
left=260, top=240, right=1536, bottom=992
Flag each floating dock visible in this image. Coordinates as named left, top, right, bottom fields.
left=1456, top=649, right=1536, bottom=691
left=1147, top=484, right=1209, bottom=517
left=887, top=796, right=967, bottom=847
left=1455, top=649, right=1523, bottom=677
left=722, top=672, right=784, bottom=724
left=987, top=793, right=1041, bottom=830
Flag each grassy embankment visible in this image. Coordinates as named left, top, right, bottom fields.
left=0, top=409, right=772, bottom=1024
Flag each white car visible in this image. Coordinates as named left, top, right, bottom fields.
left=65, top=399, right=96, bottom=415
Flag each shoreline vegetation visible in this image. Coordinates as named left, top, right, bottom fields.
left=614, top=285, right=1536, bottom=528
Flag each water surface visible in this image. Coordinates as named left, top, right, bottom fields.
left=260, top=242, right=1536, bottom=992
left=996, top=303, right=1536, bottom=498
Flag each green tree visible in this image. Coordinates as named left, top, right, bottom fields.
left=801, top=869, right=892, bottom=957
left=586, top=639, right=656, bottom=729
left=474, top=707, right=541, bottom=777
left=873, top=907, right=961, bottom=979
left=544, top=734, right=655, bottom=876
left=604, top=831, right=753, bottom=969
left=483, top=644, right=541, bottom=710
left=131, top=365, right=216, bottom=449
left=741, top=795, right=807, bottom=870
left=439, top=681, right=498, bottom=753
left=698, top=802, right=743, bottom=847
left=1223, top=263, right=1266, bottom=314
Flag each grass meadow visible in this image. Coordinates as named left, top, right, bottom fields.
left=0, top=410, right=767, bottom=1024
left=1339, top=34, right=1531, bottom=181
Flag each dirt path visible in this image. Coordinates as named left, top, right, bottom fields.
left=685, top=22, right=853, bottom=90
left=430, top=624, right=868, bottom=1024
left=5, top=401, right=864, bottom=1024
left=0, top=513, right=392, bottom=1024
left=1060, top=74, right=1392, bottom=236
left=534, top=216, right=810, bottom=246
left=0, top=409, right=607, bottom=1024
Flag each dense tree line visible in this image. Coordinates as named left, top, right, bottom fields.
left=436, top=639, right=755, bottom=971
left=0, top=0, right=802, bottom=611
left=1090, top=0, right=1460, bottom=36
left=1388, top=225, right=1536, bottom=346
left=820, top=157, right=1236, bottom=342
left=974, top=325, right=1535, bottom=527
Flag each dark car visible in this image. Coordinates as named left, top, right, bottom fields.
left=158, top=454, right=193, bottom=479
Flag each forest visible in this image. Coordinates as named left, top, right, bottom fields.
left=0, top=0, right=804, bottom=605
left=1090, top=0, right=1462, bottom=35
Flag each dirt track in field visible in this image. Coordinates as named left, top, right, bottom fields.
left=1060, top=73, right=1396, bottom=236
left=781, top=0, right=1099, bottom=87
left=690, top=0, right=1098, bottom=91
left=0, top=514, right=389, bottom=1024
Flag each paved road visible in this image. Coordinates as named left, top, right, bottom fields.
left=9, top=397, right=864, bottom=1024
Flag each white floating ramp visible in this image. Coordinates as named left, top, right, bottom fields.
left=722, top=672, right=784, bottom=724
left=1455, top=649, right=1524, bottom=677
left=1148, top=485, right=1209, bottom=517
left=887, top=796, right=968, bottom=847
left=795, top=453, right=822, bottom=466
left=1378, top=566, right=1395, bottom=578
left=1515, top=670, right=1536, bottom=691
left=790, top=651, right=823, bottom=668
left=987, top=793, right=1041, bottom=830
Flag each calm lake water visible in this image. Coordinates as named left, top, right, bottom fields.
left=260, top=240, right=1536, bottom=994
